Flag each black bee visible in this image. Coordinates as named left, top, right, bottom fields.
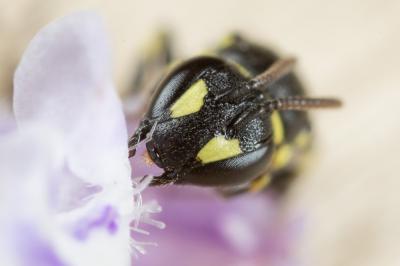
left=128, top=33, right=341, bottom=195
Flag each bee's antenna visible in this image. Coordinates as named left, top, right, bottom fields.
left=249, top=57, right=296, bottom=89
left=248, top=57, right=342, bottom=111
left=265, top=96, right=342, bottom=111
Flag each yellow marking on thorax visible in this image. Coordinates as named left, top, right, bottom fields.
left=141, top=32, right=165, bottom=59
left=197, top=136, right=242, bottom=164
left=166, top=59, right=183, bottom=72
left=218, top=34, right=236, bottom=49
left=229, top=60, right=252, bottom=78
left=271, top=111, right=284, bottom=145
left=170, top=79, right=208, bottom=118
left=273, top=144, right=294, bottom=170
left=198, top=50, right=216, bottom=57
left=249, top=174, right=271, bottom=193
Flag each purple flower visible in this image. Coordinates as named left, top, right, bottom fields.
left=1, top=12, right=160, bottom=266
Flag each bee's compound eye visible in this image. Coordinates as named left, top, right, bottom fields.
left=196, top=136, right=243, bottom=164
left=170, top=79, right=208, bottom=118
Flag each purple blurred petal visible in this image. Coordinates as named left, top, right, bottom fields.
left=135, top=186, right=301, bottom=266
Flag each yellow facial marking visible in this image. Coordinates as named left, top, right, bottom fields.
left=197, top=136, right=242, bottom=164
left=249, top=174, right=271, bottom=193
left=271, top=111, right=284, bottom=145
left=273, top=144, right=293, bottom=169
left=170, top=79, right=208, bottom=118
left=294, top=130, right=311, bottom=149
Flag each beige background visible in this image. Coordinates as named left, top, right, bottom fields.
left=1, top=1, right=400, bottom=265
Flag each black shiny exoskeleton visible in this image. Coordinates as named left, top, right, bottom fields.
left=129, top=33, right=341, bottom=194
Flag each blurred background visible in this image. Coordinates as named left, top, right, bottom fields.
left=1, top=0, right=399, bottom=265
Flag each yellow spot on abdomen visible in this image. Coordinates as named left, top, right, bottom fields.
left=197, top=136, right=242, bottom=164
left=170, top=79, right=208, bottom=118
left=271, top=111, right=284, bottom=145
left=273, top=144, right=293, bottom=170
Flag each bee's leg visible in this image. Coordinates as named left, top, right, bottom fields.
left=130, top=30, right=173, bottom=95
left=268, top=168, right=298, bottom=194
left=150, top=170, right=178, bottom=186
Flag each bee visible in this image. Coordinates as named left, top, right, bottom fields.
left=128, top=33, right=341, bottom=195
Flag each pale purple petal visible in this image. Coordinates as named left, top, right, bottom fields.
left=0, top=125, right=68, bottom=266
left=14, top=11, right=111, bottom=133
left=13, top=12, right=129, bottom=185
left=6, top=12, right=160, bottom=266
left=13, top=224, right=67, bottom=266
left=0, top=125, right=64, bottom=215
left=0, top=125, right=133, bottom=266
